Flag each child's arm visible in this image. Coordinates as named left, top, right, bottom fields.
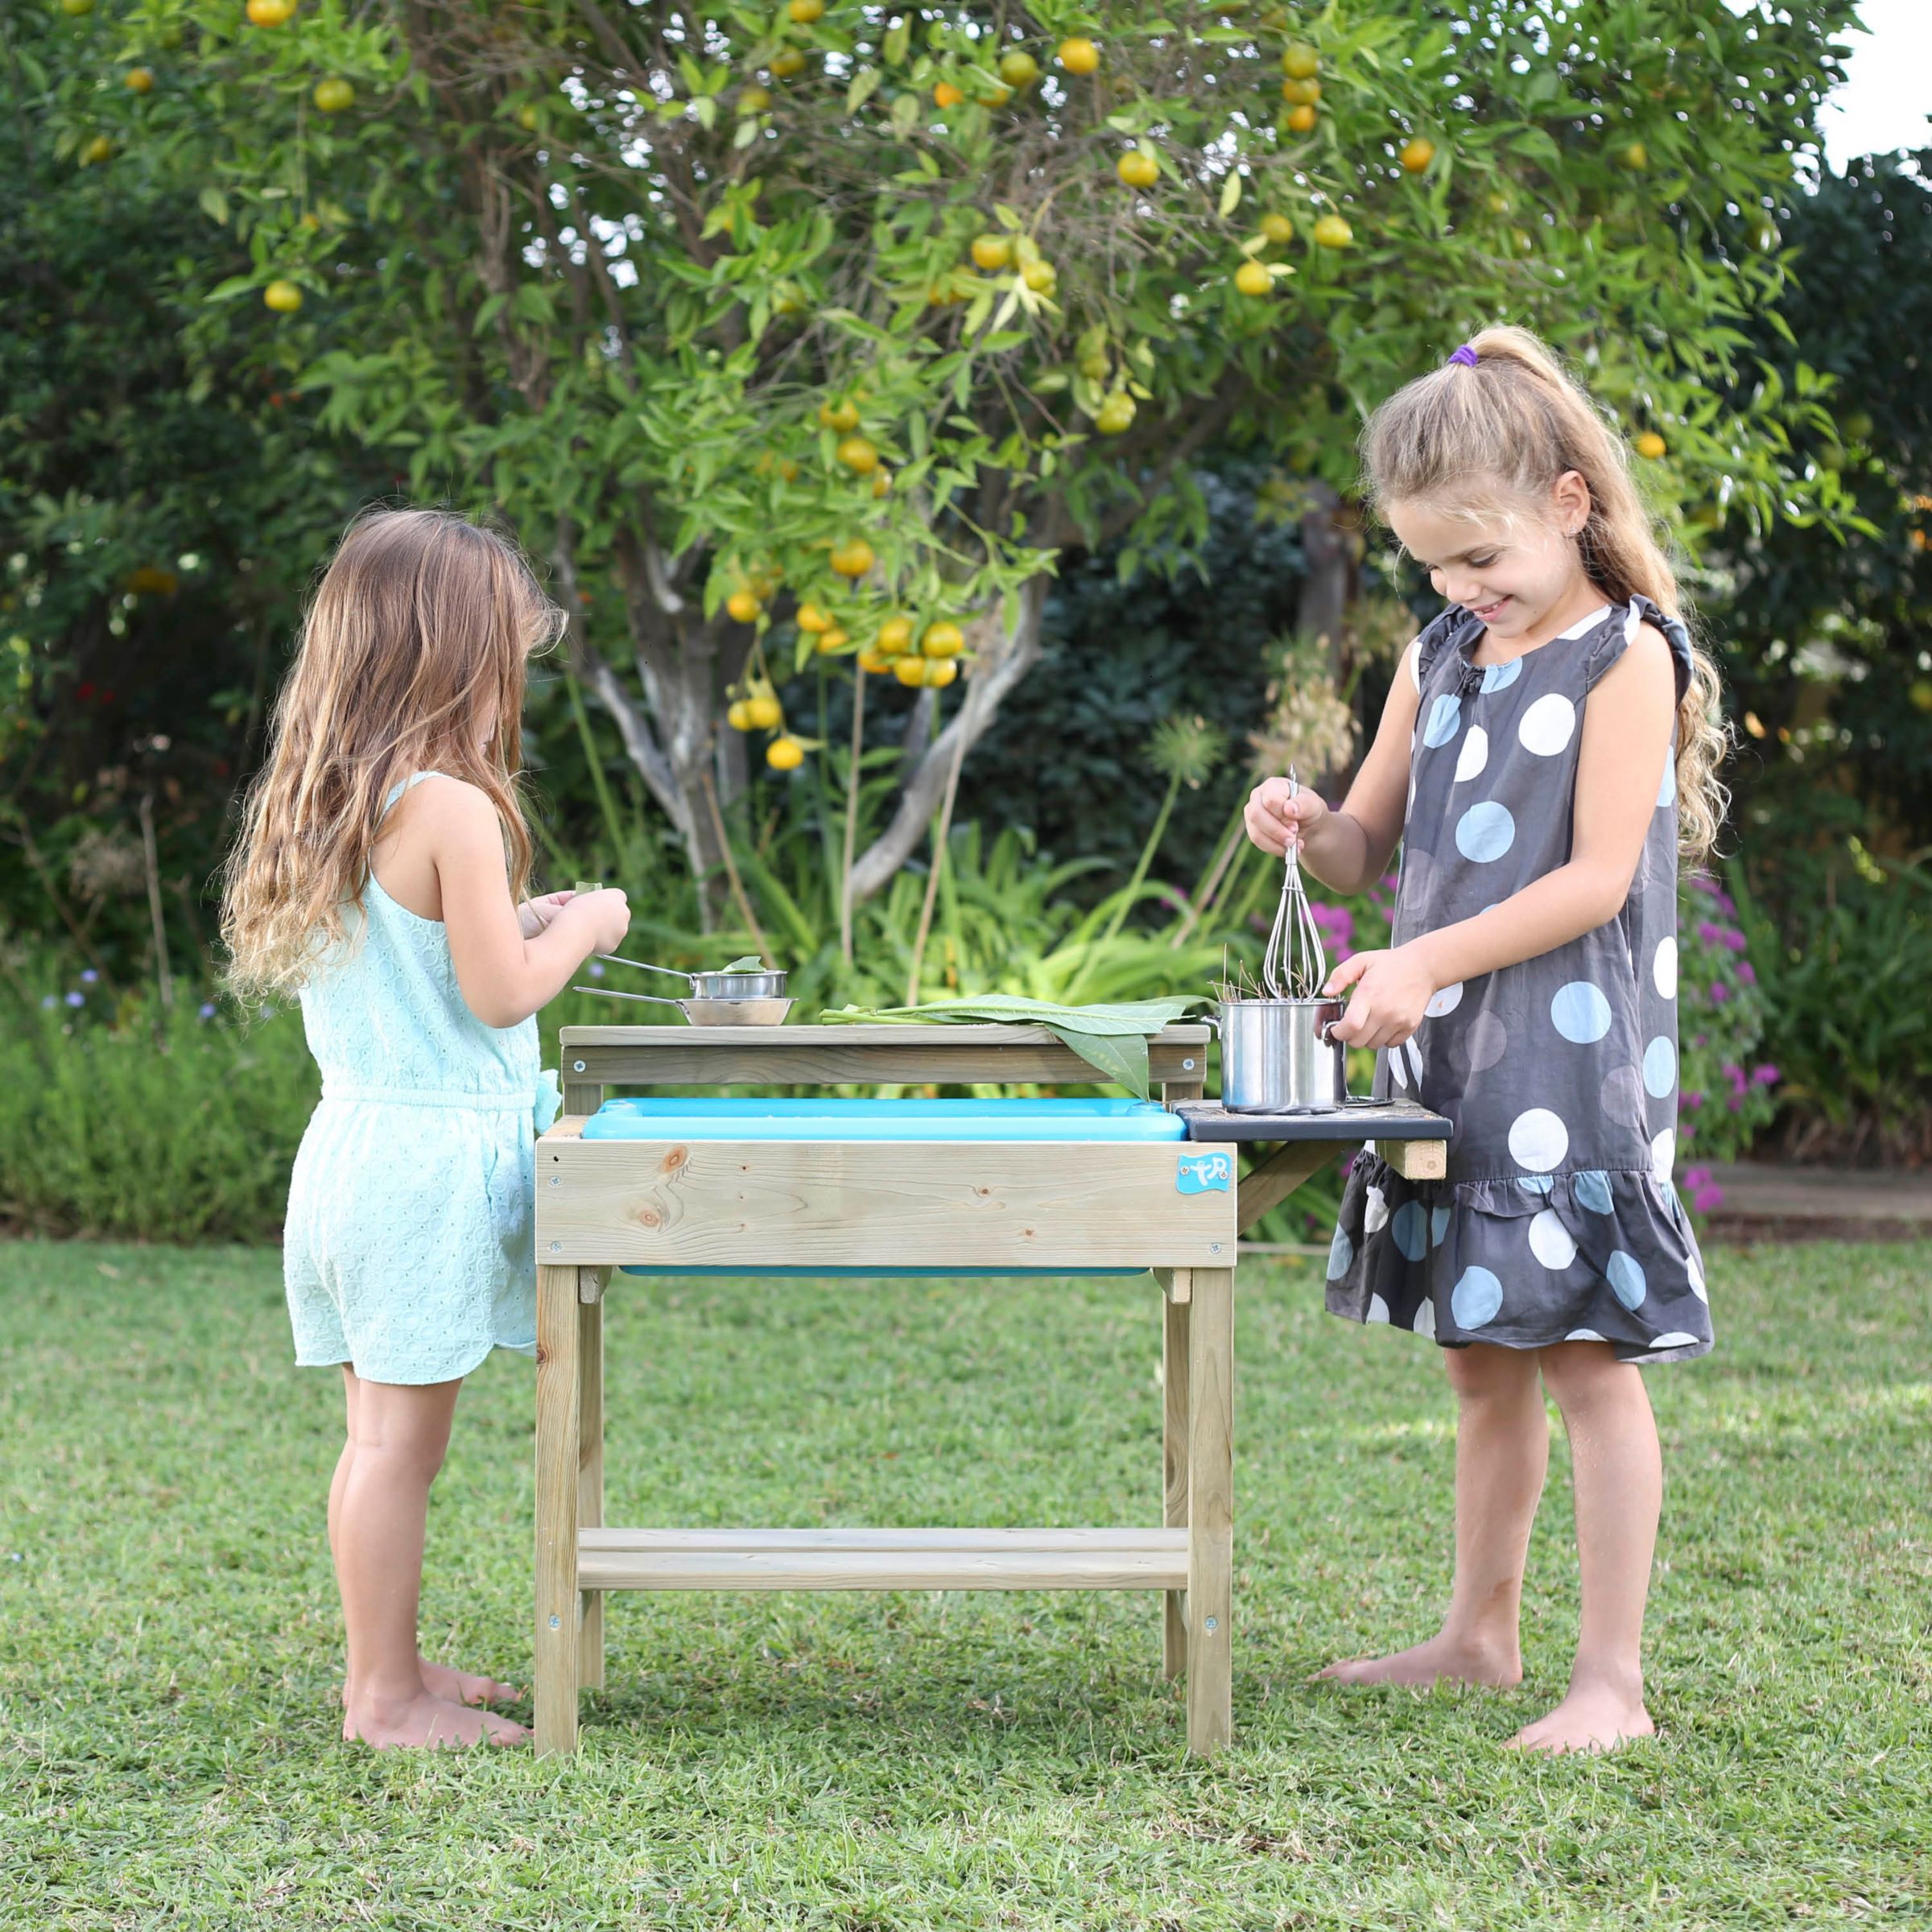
left=1327, top=625, right=1679, bottom=1050
left=409, top=778, right=631, bottom=1029
left=1245, top=637, right=1422, bottom=895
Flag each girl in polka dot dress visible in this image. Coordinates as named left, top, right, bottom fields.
left=1245, top=326, right=1726, bottom=1755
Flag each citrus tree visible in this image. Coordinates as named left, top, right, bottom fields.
left=23, top=0, right=1860, bottom=916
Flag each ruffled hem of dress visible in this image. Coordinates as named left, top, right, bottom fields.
left=1323, top=1153, right=1712, bottom=1365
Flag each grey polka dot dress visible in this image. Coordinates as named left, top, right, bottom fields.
left=1327, top=595, right=1712, bottom=1365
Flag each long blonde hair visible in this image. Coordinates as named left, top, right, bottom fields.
left=221, top=507, right=565, bottom=997
left=1360, top=324, right=1728, bottom=868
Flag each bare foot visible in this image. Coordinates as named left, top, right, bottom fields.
left=1506, top=1679, right=1653, bottom=1756
left=337, top=1660, right=518, bottom=1710
left=1312, top=1632, right=1522, bottom=1689
left=344, top=1690, right=530, bottom=1750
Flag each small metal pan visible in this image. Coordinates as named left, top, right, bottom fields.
left=599, top=955, right=787, bottom=1001
left=572, top=986, right=792, bottom=1026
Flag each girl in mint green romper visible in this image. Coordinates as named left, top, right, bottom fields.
left=282, top=771, right=562, bottom=1385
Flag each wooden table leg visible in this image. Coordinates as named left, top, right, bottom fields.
left=535, top=1262, right=582, bottom=1754
left=577, top=1272, right=605, bottom=1692
left=1185, top=1266, right=1234, bottom=1754
left=1162, top=1278, right=1191, bottom=1682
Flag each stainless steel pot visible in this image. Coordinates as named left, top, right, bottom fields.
left=1217, top=996, right=1352, bottom=1113
left=600, top=954, right=788, bottom=1001
left=572, top=986, right=793, bottom=1026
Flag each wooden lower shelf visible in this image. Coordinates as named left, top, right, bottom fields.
left=577, top=1526, right=1189, bottom=1591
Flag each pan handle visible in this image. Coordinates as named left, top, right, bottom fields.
left=597, top=954, right=696, bottom=987
left=572, top=985, right=687, bottom=1009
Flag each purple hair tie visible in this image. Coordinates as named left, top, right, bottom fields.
left=1447, top=343, right=1480, bottom=368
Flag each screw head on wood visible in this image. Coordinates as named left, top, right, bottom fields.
left=1204, top=1616, right=1219, bottom=1632
left=572, top=1059, right=586, bottom=1072
left=548, top=1615, right=561, bottom=1629
left=549, top=1241, right=561, bottom=1252
left=1183, top=1057, right=1196, bottom=1070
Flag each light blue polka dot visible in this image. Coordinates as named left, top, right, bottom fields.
left=1327, top=1228, right=1354, bottom=1280
left=1550, top=980, right=1613, bottom=1044
left=1393, top=1201, right=1428, bottom=1261
left=1451, top=1265, right=1504, bottom=1328
left=1607, top=1250, right=1648, bottom=1311
left=1455, top=800, right=1516, bottom=863
left=1576, top=1170, right=1615, bottom=1215
left=1422, top=693, right=1463, bottom=749
left=1517, top=1174, right=1554, bottom=1195
left=1430, top=1204, right=1451, bottom=1248
left=1480, top=657, right=1522, bottom=694
left=1643, top=1036, right=1678, bottom=1097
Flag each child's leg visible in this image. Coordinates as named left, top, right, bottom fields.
left=336, top=1373, right=527, bottom=1748
left=328, top=1367, right=517, bottom=1711
left=1316, top=1341, right=1546, bottom=1686
left=1508, top=1340, right=1659, bottom=1754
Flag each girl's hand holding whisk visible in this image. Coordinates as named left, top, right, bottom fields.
left=1245, top=774, right=1329, bottom=859
left=1322, top=943, right=1437, bottom=1051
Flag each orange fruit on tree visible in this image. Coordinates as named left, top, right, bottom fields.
left=738, top=85, right=771, bottom=114
left=314, top=78, right=355, bottom=113
left=877, top=615, right=914, bottom=655
left=766, top=735, right=805, bottom=771
left=1234, top=259, right=1273, bottom=297
left=836, top=435, right=879, bottom=473
left=727, top=700, right=755, bottom=731
left=998, top=49, right=1040, bottom=89
left=1280, top=77, right=1320, bottom=105
left=1117, top=149, right=1158, bottom=189
left=1312, top=213, right=1352, bottom=248
left=795, top=601, right=832, bottom=634
left=1635, top=431, right=1667, bottom=460
left=1095, top=392, right=1136, bottom=434
left=933, top=80, right=964, bottom=109
left=870, top=468, right=892, bottom=497
left=124, top=68, right=155, bottom=94
left=78, top=134, right=114, bottom=165
left=1259, top=213, right=1294, bottom=243
left=1286, top=103, right=1317, bottom=134
left=787, top=0, right=824, bottom=23
left=970, top=233, right=1012, bottom=271
left=1281, top=43, right=1319, bottom=80
left=1400, top=135, right=1435, bottom=172
left=920, top=620, right=964, bottom=658
left=892, top=655, right=928, bottom=687
left=1619, top=141, right=1648, bottom=170
left=976, top=80, right=1013, bottom=108
left=830, top=538, right=875, bottom=578
left=818, top=398, right=860, bottom=433
left=745, top=693, right=783, bottom=729
left=264, top=279, right=304, bottom=312
left=246, top=0, right=296, bottom=26
left=857, top=650, right=893, bottom=675
left=1057, top=38, right=1100, bottom=75
left=771, top=48, right=806, bottom=76
left=514, top=103, right=540, bottom=130
left=816, top=625, right=849, bottom=653
left=60, top=0, right=96, bottom=14
left=1021, top=258, right=1056, bottom=292
left=924, top=657, right=959, bottom=689
left=725, top=589, right=762, bottom=623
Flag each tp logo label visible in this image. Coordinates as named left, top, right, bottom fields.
left=1175, top=1151, right=1233, bottom=1195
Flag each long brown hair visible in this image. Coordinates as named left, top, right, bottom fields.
left=221, top=507, right=565, bottom=996
left=1360, top=324, right=1728, bottom=867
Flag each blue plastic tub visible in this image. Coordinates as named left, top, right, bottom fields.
left=583, top=1096, right=1187, bottom=1277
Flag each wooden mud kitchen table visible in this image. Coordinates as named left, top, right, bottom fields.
left=532, top=1022, right=1449, bottom=1756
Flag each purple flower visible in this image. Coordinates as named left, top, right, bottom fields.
left=1683, top=1089, right=1706, bottom=1111
left=1708, top=981, right=1731, bottom=1005
left=80, top=968, right=99, bottom=985
left=1696, top=919, right=1724, bottom=945
left=1723, top=929, right=1748, bottom=953
left=1737, top=962, right=1756, bottom=986
left=1684, top=1165, right=1712, bottom=1189
left=1716, top=891, right=1737, bottom=914
left=588, top=960, right=606, bottom=978
left=1693, top=1183, right=1724, bottom=1212
left=1690, top=877, right=1718, bottom=897
left=1694, top=1033, right=1708, bottom=1047
left=1379, top=872, right=1399, bottom=893
left=64, top=990, right=84, bottom=1008
left=40, top=993, right=56, bottom=1009
left=1752, top=1063, right=1781, bottom=1086
left=198, top=1001, right=217, bottom=1021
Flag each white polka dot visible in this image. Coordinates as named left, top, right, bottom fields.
left=1451, top=1266, right=1504, bottom=1328
left=1455, top=801, right=1516, bottom=863
left=1327, top=1228, right=1354, bottom=1279
left=1607, top=1251, right=1648, bottom=1311
left=1657, top=757, right=1677, bottom=809
left=1653, top=937, right=1678, bottom=1001
left=1404, top=1038, right=1425, bottom=1086
left=1651, top=1127, right=1676, bottom=1184
left=1564, top=1328, right=1606, bottom=1343
left=1366, top=1293, right=1391, bottom=1324
left=1422, top=693, right=1463, bottom=749
left=1463, top=1013, right=1508, bottom=1072
left=1413, top=1297, right=1436, bottom=1338
left=1624, top=602, right=1644, bottom=641
left=1479, top=657, right=1521, bottom=693
left=1363, top=1184, right=1389, bottom=1233
left=1558, top=603, right=1612, bottom=639
left=1425, top=981, right=1463, bottom=1018
left=1388, top=1044, right=1409, bottom=1090
left=1528, top=1209, right=1577, bottom=1269
left=1454, top=727, right=1489, bottom=783
left=1550, top=981, right=1612, bottom=1044
left=1576, top=1170, right=1615, bottom=1215
left=1509, top=1108, right=1570, bottom=1172
left=1648, top=1331, right=1700, bottom=1350
left=1688, top=1256, right=1707, bottom=1302
left=1518, top=692, right=1578, bottom=757
left=1643, top=1037, right=1678, bottom=1098
left=1408, top=774, right=1417, bottom=817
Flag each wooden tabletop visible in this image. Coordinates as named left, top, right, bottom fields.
left=558, top=1023, right=1214, bottom=1047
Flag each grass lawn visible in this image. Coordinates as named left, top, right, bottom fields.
left=2, top=1236, right=1929, bottom=1929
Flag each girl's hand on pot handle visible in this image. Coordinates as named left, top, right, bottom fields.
left=1323, top=944, right=1435, bottom=1051
left=1245, top=775, right=1329, bottom=858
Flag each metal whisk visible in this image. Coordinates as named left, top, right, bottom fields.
left=1261, top=767, right=1328, bottom=1000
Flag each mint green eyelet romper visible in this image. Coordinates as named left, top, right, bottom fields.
left=283, top=773, right=563, bottom=1385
